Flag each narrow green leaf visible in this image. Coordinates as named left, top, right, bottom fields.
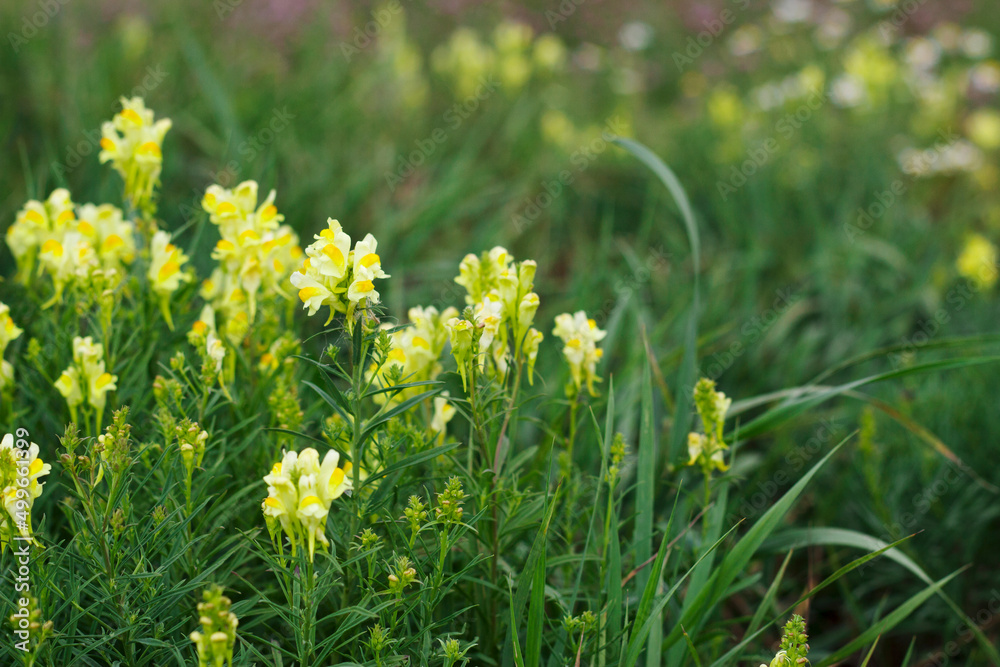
left=814, top=569, right=965, bottom=667
left=526, top=544, right=546, bottom=667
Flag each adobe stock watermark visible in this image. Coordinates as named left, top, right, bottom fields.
left=876, top=0, right=931, bottom=41
left=511, top=115, right=628, bottom=233
left=921, top=588, right=1000, bottom=666
left=50, top=65, right=169, bottom=180
left=214, top=0, right=243, bottom=20
left=842, top=128, right=960, bottom=243
left=7, top=0, right=71, bottom=53
left=703, top=284, right=803, bottom=380
left=9, top=428, right=37, bottom=653
left=672, top=0, right=751, bottom=71
left=716, top=87, right=828, bottom=201
left=384, top=74, right=500, bottom=193
left=179, top=106, right=296, bottom=222
left=545, top=0, right=587, bottom=29
left=339, top=0, right=409, bottom=62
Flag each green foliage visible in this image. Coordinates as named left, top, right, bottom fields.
left=2, top=4, right=1000, bottom=665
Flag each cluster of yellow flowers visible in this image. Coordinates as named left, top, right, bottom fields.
left=290, top=218, right=389, bottom=330
left=369, top=306, right=456, bottom=398
left=552, top=311, right=606, bottom=398
left=365, top=306, right=461, bottom=443
left=686, top=378, right=731, bottom=475
left=0, top=303, right=23, bottom=394
left=261, top=447, right=353, bottom=562
left=431, top=21, right=566, bottom=97
left=200, top=180, right=302, bottom=342
left=99, top=97, right=172, bottom=211
left=445, top=246, right=543, bottom=389
left=0, top=433, right=51, bottom=551
left=55, top=337, right=118, bottom=423
left=7, top=189, right=136, bottom=305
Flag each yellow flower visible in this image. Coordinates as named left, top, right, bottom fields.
left=6, top=189, right=76, bottom=282
left=56, top=336, right=117, bottom=419
left=533, top=34, right=566, bottom=72
left=88, top=371, right=118, bottom=411
left=202, top=181, right=299, bottom=325
left=430, top=394, right=456, bottom=444
left=262, top=447, right=352, bottom=562
left=291, top=219, right=389, bottom=329
left=957, top=233, right=998, bottom=289
left=967, top=109, right=1000, bottom=150
left=99, top=97, right=171, bottom=209
left=148, top=230, right=192, bottom=329
left=553, top=311, right=606, bottom=397
left=55, top=368, right=83, bottom=409
left=305, top=218, right=351, bottom=281
left=76, top=203, right=136, bottom=268
left=0, top=303, right=23, bottom=354
left=367, top=305, right=458, bottom=404
left=1, top=432, right=51, bottom=550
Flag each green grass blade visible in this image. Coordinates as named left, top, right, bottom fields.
left=814, top=568, right=966, bottom=667
left=526, top=545, right=545, bottom=667
left=663, top=436, right=850, bottom=651
left=612, top=137, right=701, bottom=466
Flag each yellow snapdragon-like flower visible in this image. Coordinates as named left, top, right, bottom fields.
left=261, top=447, right=352, bottom=562
left=7, top=191, right=133, bottom=305
left=6, top=189, right=75, bottom=282
left=450, top=247, right=543, bottom=385
left=0, top=303, right=23, bottom=396
left=0, top=433, right=52, bottom=551
left=367, top=305, right=458, bottom=404
left=289, top=218, right=390, bottom=331
left=76, top=203, right=136, bottom=268
left=201, top=181, right=301, bottom=332
left=430, top=393, right=456, bottom=444
left=99, top=97, right=171, bottom=210
left=552, top=311, right=606, bottom=397
left=686, top=378, right=731, bottom=475
left=0, top=304, right=22, bottom=356
left=55, top=336, right=117, bottom=422
left=148, top=230, right=192, bottom=330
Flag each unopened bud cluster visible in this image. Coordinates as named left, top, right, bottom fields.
left=189, top=586, right=239, bottom=667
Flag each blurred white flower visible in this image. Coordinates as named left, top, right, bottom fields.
left=904, top=37, right=941, bottom=72
left=618, top=21, right=653, bottom=52
left=829, top=74, right=866, bottom=108
left=960, top=29, right=992, bottom=60
left=969, top=61, right=1000, bottom=95
left=815, top=8, right=851, bottom=49
left=728, top=24, right=763, bottom=58
left=773, top=0, right=812, bottom=24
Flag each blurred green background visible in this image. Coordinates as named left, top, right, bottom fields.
left=3, top=0, right=1000, bottom=661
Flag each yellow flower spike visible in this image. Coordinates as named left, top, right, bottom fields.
left=262, top=448, right=352, bottom=562
left=553, top=311, right=606, bottom=398
left=100, top=97, right=171, bottom=210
